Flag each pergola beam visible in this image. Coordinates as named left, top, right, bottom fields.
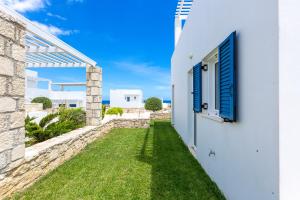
left=175, top=0, right=193, bottom=46
left=0, top=3, right=97, bottom=67
left=175, top=0, right=193, bottom=17
left=0, top=2, right=102, bottom=127
left=26, top=62, right=86, bottom=68
left=26, top=46, right=64, bottom=53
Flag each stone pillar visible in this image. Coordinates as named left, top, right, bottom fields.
left=86, top=65, right=102, bottom=126
left=0, top=10, right=26, bottom=176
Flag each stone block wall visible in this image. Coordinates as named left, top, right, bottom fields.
left=0, top=10, right=25, bottom=179
left=150, top=111, right=171, bottom=120
left=86, top=65, right=102, bottom=126
left=24, top=103, right=43, bottom=112
left=0, top=118, right=150, bottom=198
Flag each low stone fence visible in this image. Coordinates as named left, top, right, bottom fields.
left=122, top=108, right=147, bottom=113
left=150, top=111, right=171, bottom=120
left=24, top=103, right=43, bottom=112
left=0, top=118, right=149, bottom=199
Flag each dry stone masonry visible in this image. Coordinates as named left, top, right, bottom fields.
left=0, top=118, right=150, bottom=199
left=86, top=65, right=102, bottom=126
left=150, top=111, right=171, bottom=120
left=0, top=10, right=25, bottom=181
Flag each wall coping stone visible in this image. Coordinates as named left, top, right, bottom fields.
left=25, top=126, right=96, bottom=161
left=0, top=118, right=150, bottom=199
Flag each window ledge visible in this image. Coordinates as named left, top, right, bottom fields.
left=200, top=113, right=224, bottom=123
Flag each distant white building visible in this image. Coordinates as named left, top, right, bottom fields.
left=25, top=70, right=86, bottom=108
left=110, top=89, right=144, bottom=108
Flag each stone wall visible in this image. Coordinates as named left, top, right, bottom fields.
left=150, top=111, right=171, bottom=120
left=122, top=108, right=147, bottom=113
left=0, top=10, right=26, bottom=179
left=24, top=103, right=43, bottom=112
left=0, top=118, right=150, bottom=198
left=86, top=65, right=102, bottom=126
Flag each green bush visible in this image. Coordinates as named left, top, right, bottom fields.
left=106, top=107, right=123, bottom=116
left=116, top=107, right=123, bottom=116
left=25, top=108, right=86, bottom=145
left=145, top=97, right=162, bottom=112
left=102, top=104, right=107, bottom=119
left=59, top=107, right=86, bottom=128
left=31, top=97, right=52, bottom=110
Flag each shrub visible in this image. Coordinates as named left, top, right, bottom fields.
left=145, top=97, right=162, bottom=112
left=31, top=97, right=52, bottom=110
left=106, top=107, right=123, bottom=116
left=116, top=107, right=123, bottom=116
left=102, top=104, right=107, bottom=119
left=59, top=108, right=86, bottom=128
left=25, top=108, right=86, bottom=145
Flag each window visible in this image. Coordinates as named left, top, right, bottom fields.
left=69, top=104, right=76, bottom=108
left=200, top=31, right=237, bottom=122
left=125, top=96, right=130, bottom=102
left=202, top=49, right=220, bottom=117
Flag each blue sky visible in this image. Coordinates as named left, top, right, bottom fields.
left=8, top=0, right=178, bottom=100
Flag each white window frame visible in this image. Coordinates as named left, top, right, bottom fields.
left=201, top=48, right=223, bottom=122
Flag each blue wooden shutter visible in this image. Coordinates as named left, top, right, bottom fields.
left=193, top=63, right=202, bottom=113
left=218, top=32, right=237, bottom=121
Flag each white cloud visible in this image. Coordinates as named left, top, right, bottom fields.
left=47, top=12, right=67, bottom=21
left=32, top=21, right=78, bottom=36
left=113, top=61, right=171, bottom=85
left=3, top=0, right=50, bottom=12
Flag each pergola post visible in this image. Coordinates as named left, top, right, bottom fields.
left=86, top=65, right=102, bottom=126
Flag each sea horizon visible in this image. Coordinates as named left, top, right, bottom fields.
left=102, top=100, right=171, bottom=105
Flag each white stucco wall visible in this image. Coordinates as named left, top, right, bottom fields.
left=25, top=70, right=86, bottom=108
left=110, top=89, right=144, bottom=108
left=172, top=0, right=279, bottom=199
left=278, top=0, right=300, bottom=199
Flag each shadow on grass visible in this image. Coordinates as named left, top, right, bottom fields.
left=138, top=121, right=225, bottom=200
left=136, top=128, right=152, bottom=165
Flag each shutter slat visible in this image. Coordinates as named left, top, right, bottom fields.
left=193, top=63, right=202, bottom=113
left=218, top=31, right=237, bottom=122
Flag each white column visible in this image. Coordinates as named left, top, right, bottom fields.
left=48, top=81, right=52, bottom=91
left=175, top=16, right=182, bottom=46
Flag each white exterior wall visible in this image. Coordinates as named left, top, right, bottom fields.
left=278, top=0, right=300, bottom=199
left=25, top=70, right=86, bottom=108
left=110, top=89, right=144, bottom=108
left=26, top=88, right=85, bottom=108
left=172, top=0, right=279, bottom=200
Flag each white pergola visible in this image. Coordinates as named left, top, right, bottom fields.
left=175, top=0, right=193, bottom=46
left=0, top=3, right=102, bottom=126
left=0, top=3, right=96, bottom=68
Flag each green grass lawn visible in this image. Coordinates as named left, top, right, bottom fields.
left=12, top=121, right=225, bottom=200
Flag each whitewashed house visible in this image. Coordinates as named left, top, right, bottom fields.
left=110, top=89, right=144, bottom=108
left=172, top=0, right=300, bottom=200
left=25, top=69, right=86, bottom=108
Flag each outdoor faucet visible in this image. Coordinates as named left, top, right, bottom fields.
left=209, top=150, right=216, bottom=157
